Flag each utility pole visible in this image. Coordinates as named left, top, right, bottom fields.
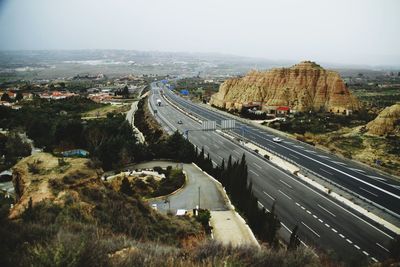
left=198, top=186, right=201, bottom=209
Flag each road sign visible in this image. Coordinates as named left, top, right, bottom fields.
left=221, top=119, right=236, bottom=130
left=202, top=120, right=216, bottom=131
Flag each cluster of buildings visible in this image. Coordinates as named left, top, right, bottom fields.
left=242, top=101, right=291, bottom=116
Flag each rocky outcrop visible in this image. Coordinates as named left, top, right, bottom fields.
left=366, top=103, right=400, bottom=136
left=10, top=152, right=103, bottom=219
left=210, top=61, right=360, bottom=113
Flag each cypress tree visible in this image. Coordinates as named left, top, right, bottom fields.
left=288, top=225, right=301, bottom=250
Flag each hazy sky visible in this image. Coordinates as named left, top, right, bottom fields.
left=0, top=0, right=399, bottom=65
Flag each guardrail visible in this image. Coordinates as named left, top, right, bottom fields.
left=162, top=88, right=400, bottom=223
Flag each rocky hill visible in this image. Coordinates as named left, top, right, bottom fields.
left=210, top=61, right=360, bottom=113
left=366, top=103, right=400, bottom=136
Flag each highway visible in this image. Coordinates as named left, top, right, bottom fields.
left=148, top=82, right=399, bottom=262
left=162, top=85, right=400, bottom=218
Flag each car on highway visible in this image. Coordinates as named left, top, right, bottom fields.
left=177, top=120, right=183, bottom=124
left=272, top=137, right=282, bottom=143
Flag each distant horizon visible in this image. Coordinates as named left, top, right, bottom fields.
left=1, top=48, right=399, bottom=70
left=1, top=0, right=399, bottom=67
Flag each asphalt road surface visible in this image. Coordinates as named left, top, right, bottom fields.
left=134, top=161, right=228, bottom=213
left=148, top=82, right=398, bottom=263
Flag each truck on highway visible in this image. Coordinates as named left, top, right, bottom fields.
left=157, top=99, right=161, bottom=106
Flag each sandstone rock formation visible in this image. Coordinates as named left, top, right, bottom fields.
left=210, top=61, right=360, bottom=113
left=366, top=103, right=400, bottom=136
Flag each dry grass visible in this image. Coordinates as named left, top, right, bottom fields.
left=82, top=103, right=132, bottom=119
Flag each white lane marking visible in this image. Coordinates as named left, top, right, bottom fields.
left=249, top=170, right=260, bottom=177
left=306, top=210, right=312, bottom=215
left=306, top=150, right=316, bottom=153
left=313, top=215, right=318, bottom=219
left=362, top=251, right=369, bottom=256
left=294, top=145, right=303, bottom=149
left=301, top=206, right=306, bottom=210
left=332, top=160, right=346, bottom=165
left=319, top=168, right=334, bottom=176
left=204, top=145, right=210, bottom=150
left=278, top=190, right=292, bottom=200
left=295, top=202, right=301, bottom=207
left=354, top=245, right=360, bottom=250
left=257, top=201, right=264, bottom=208
left=376, top=242, right=389, bottom=252
left=217, top=140, right=224, bottom=145
left=349, top=167, right=366, bottom=173
left=211, top=160, right=218, bottom=166
left=263, top=191, right=275, bottom=201
left=233, top=150, right=241, bottom=156
left=359, top=187, right=379, bottom=197
left=289, top=153, right=300, bottom=159
left=301, top=221, right=320, bottom=238
left=268, top=144, right=276, bottom=148
left=332, top=228, right=338, bottom=233
left=346, top=239, right=353, bottom=244
left=246, top=132, right=400, bottom=201
left=214, top=144, right=220, bottom=149
left=372, top=257, right=378, bottom=263
left=254, top=163, right=262, bottom=169
left=216, top=154, right=224, bottom=160
left=317, top=204, right=336, bottom=217
left=325, top=223, right=330, bottom=228
left=339, top=234, right=345, bottom=238
left=318, top=219, right=323, bottom=223
left=282, top=222, right=310, bottom=249
left=367, top=175, right=386, bottom=181
left=184, top=114, right=395, bottom=240
left=280, top=179, right=293, bottom=189
left=318, top=155, right=330, bottom=159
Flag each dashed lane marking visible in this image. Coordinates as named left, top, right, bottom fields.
left=376, top=242, right=389, bottom=252
left=289, top=153, right=300, bottom=159
left=263, top=191, right=275, bottom=201
left=332, top=160, right=346, bottom=165
left=346, top=239, right=353, bottom=244
left=280, top=179, right=293, bottom=188
left=332, top=228, right=338, bottom=233
left=254, top=163, right=262, bottom=169
left=317, top=204, right=336, bottom=217
left=278, top=190, right=292, bottom=200
left=325, top=223, right=330, bottom=228
left=339, top=234, right=345, bottom=238
left=354, top=245, right=360, bottom=250
left=319, top=168, right=334, bottom=176
left=359, top=187, right=379, bottom=197
left=301, top=221, right=321, bottom=238
left=249, top=170, right=260, bottom=177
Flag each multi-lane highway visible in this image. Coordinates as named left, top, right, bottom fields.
left=162, top=85, right=400, bottom=218
left=149, top=83, right=398, bottom=262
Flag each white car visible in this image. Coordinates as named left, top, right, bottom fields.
left=273, top=137, right=283, bottom=143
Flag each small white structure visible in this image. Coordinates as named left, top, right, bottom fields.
left=176, top=209, right=187, bottom=216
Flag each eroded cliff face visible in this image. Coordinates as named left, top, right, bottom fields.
left=210, top=61, right=360, bottom=113
left=366, top=103, right=400, bottom=136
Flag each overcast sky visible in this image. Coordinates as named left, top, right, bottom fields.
left=0, top=0, right=399, bottom=66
